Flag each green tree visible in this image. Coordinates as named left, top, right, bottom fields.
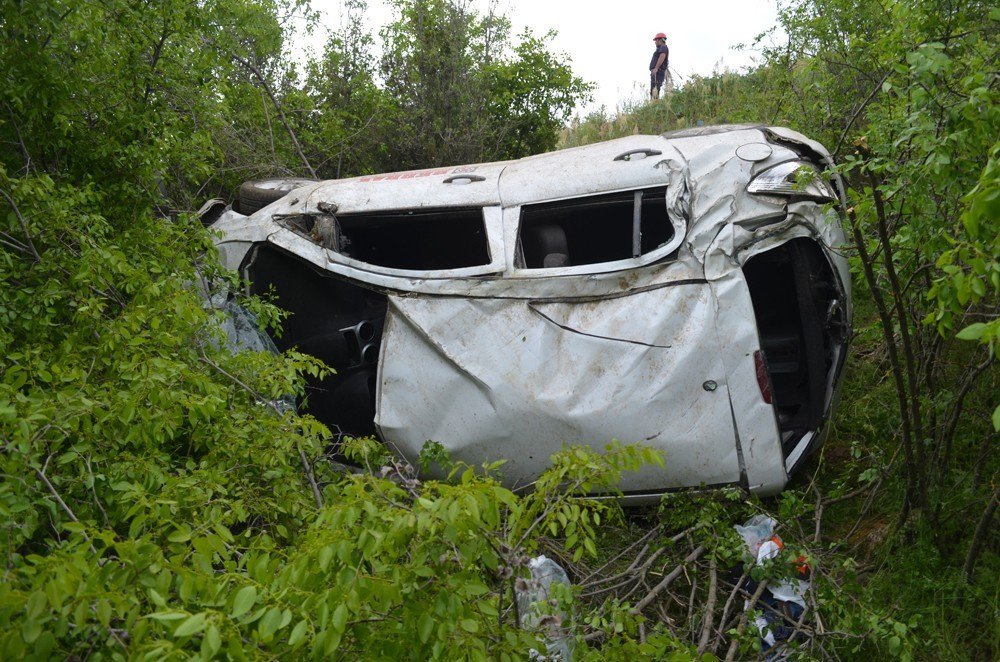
left=378, top=0, right=590, bottom=168
left=301, top=0, right=396, bottom=178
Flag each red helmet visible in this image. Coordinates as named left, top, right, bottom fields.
left=653, top=32, right=666, bottom=40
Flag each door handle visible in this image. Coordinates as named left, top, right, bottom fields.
left=443, top=174, right=486, bottom=184
left=614, top=148, right=663, bottom=161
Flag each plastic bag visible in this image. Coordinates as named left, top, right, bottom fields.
left=734, top=514, right=777, bottom=559
left=734, top=515, right=810, bottom=659
left=516, top=555, right=574, bottom=661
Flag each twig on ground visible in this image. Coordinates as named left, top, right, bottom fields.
left=724, top=578, right=769, bottom=662
left=631, top=545, right=706, bottom=614
left=713, top=569, right=747, bottom=654
left=813, top=482, right=824, bottom=544
left=697, top=557, right=718, bottom=654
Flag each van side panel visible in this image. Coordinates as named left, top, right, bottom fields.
left=375, top=284, right=743, bottom=491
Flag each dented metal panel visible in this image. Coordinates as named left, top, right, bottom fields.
left=709, top=273, right=786, bottom=494
left=375, top=285, right=742, bottom=492
left=498, top=135, right=674, bottom=206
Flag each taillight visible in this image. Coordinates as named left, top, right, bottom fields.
left=754, top=350, right=773, bottom=404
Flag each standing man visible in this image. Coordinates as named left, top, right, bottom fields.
left=649, top=32, right=670, bottom=99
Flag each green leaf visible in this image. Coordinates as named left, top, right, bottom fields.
left=21, top=619, right=43, bottom=644
left=322, top=627, right=343, bottom=655
left=26, top=592, right=47, bottom=619
left=231, top=586, right=257, bottom=618
left=148, top=588, right=166, bottom=607
left=168, top=526, right=192, bottom=543
left=258, top=607, right=283, bottom=640
left=318, top=545, right=334, bottom=571
left=463, top=582, right=489, bottom=597
left=956, top=322, right=987, bottom=341
left=288, top=620, right=309, bottom=647
left=97, top=600, right=112, bottom=627
left=205, top=625, right=221, bottom=655
left=418, top=613, right=434, bottom=643
left=148, top=611, right=188, bottom=622
left=174, top=612, right=207, bottom=638
left=331, top=603, right=348, bottom=633
left=992, top=404, right=1000, bottom=432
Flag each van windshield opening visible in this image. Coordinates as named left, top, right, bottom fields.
left=337, top=207, right=490, bottom=271
left=517, top=186, right=672, bottom=269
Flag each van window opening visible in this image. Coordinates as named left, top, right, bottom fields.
left=336, top=207, right=490, bottom=271
left=517, top=186, right=673, bottom=269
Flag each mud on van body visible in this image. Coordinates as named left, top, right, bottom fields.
left=210, top=124, right=851, bottom=498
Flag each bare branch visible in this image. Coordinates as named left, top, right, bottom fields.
left=833, top=68, right=892, bottom=157
left=963, top=482, right=999, bottom=583
left=631, top=545, right=706, bottom=614
left=713, top=570, right=747, bottom=655
left=697, top=557, right=718, bottom=654
left=0, top=185, right=41, bottom=262
left=724, top=578, right=769, bottom=662
left=35, top=457, right=99, bottom=557
left=228, top=52, right=317, bottom=178
left=846, top=203, right=918, bottom=512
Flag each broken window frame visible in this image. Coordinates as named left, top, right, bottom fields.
left=508, top=185, right=685, bottom=276
left=274, top=205, right=507, bottom=280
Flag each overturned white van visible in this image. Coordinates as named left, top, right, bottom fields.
left=210, top=124, right=851, bottom=497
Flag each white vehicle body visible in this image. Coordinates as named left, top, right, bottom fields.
left=211, top=125, right=851, bottom=498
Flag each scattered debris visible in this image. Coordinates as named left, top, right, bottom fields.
left=735, top=515, right=812, bottom=660
left=516, top=555, right=575, bottom=661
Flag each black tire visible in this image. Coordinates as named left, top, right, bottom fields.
left=236, top=177, right=317, bottom=215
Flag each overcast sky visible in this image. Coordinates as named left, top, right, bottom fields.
left=305, top=0, right=784, bottom=114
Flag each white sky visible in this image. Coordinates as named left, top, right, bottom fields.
left=304, top=1, right=784, bottom=115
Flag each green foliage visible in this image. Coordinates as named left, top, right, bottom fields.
left=482, top=29, right=593, bottom=158
left=299, top=0, right=393, bottom=179
left=0, top=0, right=300, bottom=209
left=659, top=488, right=750, bottom=565
left=243, top=0, right=592, bottom=181
left=933, top=139, right=1000, bottom=429
left=373, top=0, right=591, bottom=168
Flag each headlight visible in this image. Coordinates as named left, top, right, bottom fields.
left=747, top=161, right=837, bottom=201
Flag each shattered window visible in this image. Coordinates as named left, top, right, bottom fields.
left=517, top=186, right=672, bottom=269
left=336, top=207, right=490, bottom=271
